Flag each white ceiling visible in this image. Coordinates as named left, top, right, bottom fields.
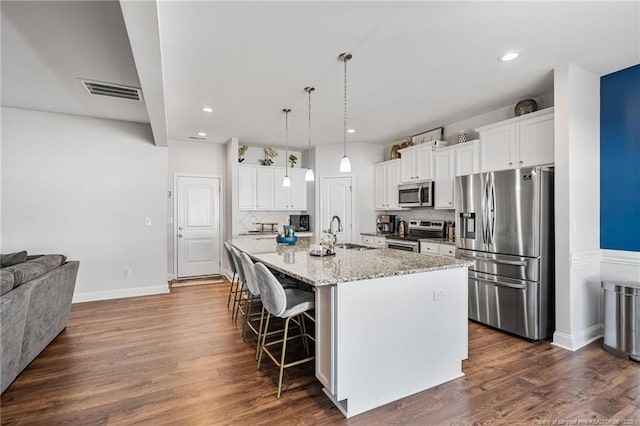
left=1, top=0, right=148, bottom=123
left=158, top=1, right=639, bottom=148
left=1, top=2, right=638, bottom=148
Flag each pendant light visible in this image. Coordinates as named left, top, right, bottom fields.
left=338, top=53, right=352, bottom=173
left=282, top=108, right=292, bottom=187
left=304, top=86, right=316, bottom=182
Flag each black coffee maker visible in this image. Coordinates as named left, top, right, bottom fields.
left=376, top=215, right=397, bottom=234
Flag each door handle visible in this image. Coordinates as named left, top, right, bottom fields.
left=178, top=233, right=184, bottom=238
left=458, top=252, right=527, bottom=266
left=178, top=226, right=184, bottom=231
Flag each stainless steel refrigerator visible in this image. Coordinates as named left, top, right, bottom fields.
left=455, top=166, right=554, bottom=340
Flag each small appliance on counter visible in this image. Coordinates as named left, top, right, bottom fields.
left=289, top=214, right=310, bottom=232
left=376, top=215, right=397, bottom=234
left=385, top=219, right=446, bottom=252
left=276, top=225, right=298, bottom=245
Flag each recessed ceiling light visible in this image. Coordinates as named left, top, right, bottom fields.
left=202, top=106, right=213, bottom=113
left=347, top=128, right=356, bottom=133
left=198, top=132, right=207, bottom=137
left=498, top=52, right=519, bottom=62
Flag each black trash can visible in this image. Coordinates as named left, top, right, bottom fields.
left=602, top=280, right=640, bottom=361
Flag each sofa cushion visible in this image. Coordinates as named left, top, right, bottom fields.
left=4, top=255, right=65, bottom=288
left=0, top=271, right=15, bottom=296
left=1, top=251, right=27, bottom=267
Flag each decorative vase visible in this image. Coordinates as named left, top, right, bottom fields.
left=457, top=131, right=467, bottom=144
left=390, top=144, right=401, bottom=159
left=514, top=99, right=538, bottom=116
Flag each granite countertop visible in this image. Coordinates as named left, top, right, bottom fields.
left=419, top=237, right=456, bottom=246
left=231, top=237, right=471, bottom=287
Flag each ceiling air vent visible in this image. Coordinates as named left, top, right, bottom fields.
left=79, top=79, right=142, bottom=101
left=188, top=136, right=208, bottom=141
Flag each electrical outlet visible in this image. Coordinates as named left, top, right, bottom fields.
left=124, top=269, right=133, bottom=278
left=433, top=289, right=445, bottom=302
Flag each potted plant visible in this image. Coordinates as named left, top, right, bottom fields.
left=259, top=146, right=278, bottom=166
left=238, top=145, right=248, bottom=163
left=289, top=154, right=297, bottom=168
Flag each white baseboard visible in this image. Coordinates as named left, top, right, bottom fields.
left=72, top=284, right=169, bottom=303
left=552, top=323, right=603, bottom=351
left=571, top=250, right=602, bottom=267
left=601, top=249, right=640, bottom=267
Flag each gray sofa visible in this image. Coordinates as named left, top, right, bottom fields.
left=1, top=255, right=79, bottom=393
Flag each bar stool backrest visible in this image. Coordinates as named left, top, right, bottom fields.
left=254, top=263, right=287, bottom=318
left=223, top=242, right=237, bottom=274
left=239, top=252, right=260, bottom=296
left=230, top=246, right=246, bottom=283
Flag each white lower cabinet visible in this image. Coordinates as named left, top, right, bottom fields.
left=361, top=235, right=385, bottom=248
left=420, top=242, right=456, bottom=258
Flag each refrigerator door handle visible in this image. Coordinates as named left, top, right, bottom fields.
left=458, top=252, right=528, bottom=266
left=492, top=280, right=527, bottom=290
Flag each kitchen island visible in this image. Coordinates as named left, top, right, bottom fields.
left=232, top=237, right=472, bottom=418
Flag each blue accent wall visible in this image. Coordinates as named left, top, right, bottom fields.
left=600, top=64, right=640, bottom=251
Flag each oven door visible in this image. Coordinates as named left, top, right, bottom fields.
left=385, top=239, right=419, bottom=252
left=398, top=185, right=423, bottom=207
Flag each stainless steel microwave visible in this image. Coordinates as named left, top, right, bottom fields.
left=398, top=182, right=433, bottom=207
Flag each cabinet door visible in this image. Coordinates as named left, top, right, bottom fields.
left=415, top=144, right=433, bottom=180
left=255, top=168, right=274, bottom=210
left=438, top=244, right=456, bottom=258
left=289, top=169, right=307, bottom=210
left=238, top=166, right=256, bottom=210
left=374, top=163, right=386, bottom=209
left=400, top=152, right=415, bottom=183
left=480, top=124, right=516, bottom=172
left=272, top=168, right=290, bottom=210
left=434, top=149, right=455, bottom=209
left=455, top=140, right=480, bottom=177
left=385, top=160, right=401, bottom=209
left=518, top=113, right=554, bottom=167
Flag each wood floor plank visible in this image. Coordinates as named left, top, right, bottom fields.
left=2, top=282, right=639, bottom=425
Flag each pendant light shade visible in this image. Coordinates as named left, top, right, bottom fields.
left=338, top=52, right=352, bottom=173
left=339, top=155, right=352, bottom=173
left=304, top=86, right=315, bottom=181
left=282, top=108, right=291, bottom=187
left=304, top=168, right=315, bottom=181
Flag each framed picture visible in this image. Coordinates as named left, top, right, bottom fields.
left=411, top=127, right=443, bottom=145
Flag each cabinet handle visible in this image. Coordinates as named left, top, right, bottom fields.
left=448, top=202, right=452, bottom=205
left=509, top=162, right=513, bottom=165
left=519, top=160, right=523, bottom=165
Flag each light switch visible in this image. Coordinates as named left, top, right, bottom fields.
left=145, top=218, right=152, bottom=227
left=433, top=290, right=445, bottom=302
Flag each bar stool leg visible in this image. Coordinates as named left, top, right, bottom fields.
left=226, top=272, right=237, bottom=309
left=277, top=316, right=292, bottom=399
left=299, top=314, right=310, bottom=356
left=257, top=312, right=271, bottom=369
left=242, top=296, right=254, bottom=339
left=233, top=280, right=246, bottom=322
left=256, top=307, right=266, bottom=360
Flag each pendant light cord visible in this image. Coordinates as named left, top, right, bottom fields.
left=284, top=108, right=290, bottom=177
left=343, top=56, right=348, bottom=157
left=308, top=89, right=312, bottom=151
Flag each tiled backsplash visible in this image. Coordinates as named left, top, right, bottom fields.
left=235, top=210, right=304, bottom=234
left=387, top=208, right=455, bottom=224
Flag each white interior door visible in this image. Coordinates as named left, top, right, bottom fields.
left=176, top=176, right=221, bottom=278
left=320, top=177, right=352, bottom=243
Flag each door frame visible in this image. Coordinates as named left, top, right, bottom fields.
left=173, top=173, right=224, bottom=279
left=317, top=175, right=355, bottom=241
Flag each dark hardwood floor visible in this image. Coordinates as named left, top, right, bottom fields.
left=2, top=281, right=639, bottom=425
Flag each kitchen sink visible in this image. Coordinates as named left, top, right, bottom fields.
left=334, top=243, right=377, bottom=251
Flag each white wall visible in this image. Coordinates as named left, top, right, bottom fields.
left=1, top=107, right=168, bottom=302
left=553, top=64, right=602, bottom=351
left=167, top=139, right=226, bottom=279
left=311, top=142, right=386, bottom=239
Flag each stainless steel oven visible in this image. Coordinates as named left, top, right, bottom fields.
left=398, top=182, right=433, bottom=208
left=385, top=239, right=419, bottom=252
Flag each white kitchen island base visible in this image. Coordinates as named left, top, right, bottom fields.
left=315, top=267, right=468, bottom=418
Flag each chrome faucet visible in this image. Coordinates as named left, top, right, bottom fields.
left=325, top=215, right=343, bottom=244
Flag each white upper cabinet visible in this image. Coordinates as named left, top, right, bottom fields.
left=238, top=166, right=257, bottom=210
left=374, top=159, right=402, bottom=210
left=478, top=108, right=554, bottom=173
left=273, top=168, right=307, bottom=211
left=255, top=168, right=274, bottom=210
left=239, top=165, right=307, bottom=211
left=434, top=148, right=455, bottom=209
left=399, top=143, right=434, bottom=183
left=454, top=139, right=480, bottom=177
